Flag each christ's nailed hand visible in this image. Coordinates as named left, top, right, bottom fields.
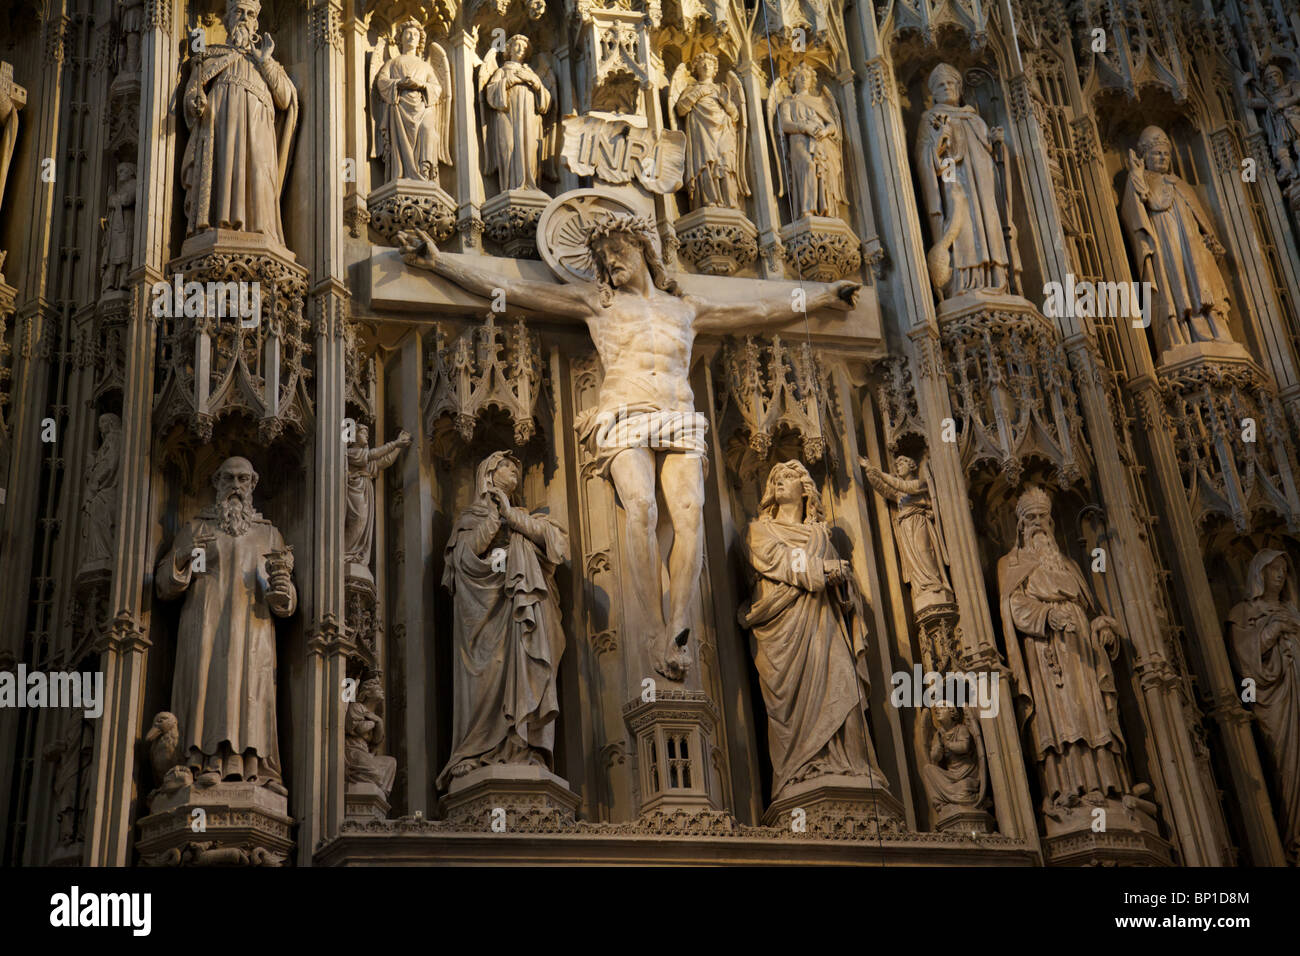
left=831, top=280, right=861, bottom=309
left=396, top=229, right=438, bottom=270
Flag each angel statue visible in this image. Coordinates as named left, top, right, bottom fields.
left=371, top=17, right=452, bottom=185
left=768, top=61, right=846, bottom=220
left=859, top=453, right=953, bottom=612
left=478, top=34, right=556, bottom=194
left=668, top=52, right=749, bottom=210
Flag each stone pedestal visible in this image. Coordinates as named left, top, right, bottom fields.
left=345, top=781, right=390, bottom=822
left=1041, top=796, right=1171, bottom=866
left=761, top=773, right=904, bottom=838
left=368, top=179, right=457, bottom=246
left=482, top=188, right=550, bottom=259
left=779, top=215, right=861, bottom=282
left=136, top=781, right=294, bottom=867
left=675, top=206, right=758, bottom=276
left=623, top=690, right=721, bottom=814
left=440, top=765, right=581, bottom=830
left=935, top=805, right=995, bottom=835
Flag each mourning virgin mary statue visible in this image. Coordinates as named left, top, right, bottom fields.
left=437, top=452, right=569, bottom=791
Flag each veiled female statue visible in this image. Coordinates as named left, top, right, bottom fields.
left=1121, top=125, right=1234, bottom=352
left=915, top=63, right=1009, bottom=298
left=372, top=18, right=452, bottom=184
left=345, top=677, right=397, bottom=799
left=668, top=52, right=748, bottom=210
left=1227, top=549, right=1300, bottom=860
left=437, top=452, right=569, bottom=791
left=768, top=62, right=846, bottom=220
left=740, top=460, right=887, bottom=801
left=917, top=704, right=988, bottom=816
left=479, top=34, right=554, bottom=193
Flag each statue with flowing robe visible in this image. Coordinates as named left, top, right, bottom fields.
left=668, top=52, right=748, bottom=210
left=917, top=703, right=988, bottom=814
left=860, top=453, right=953, bottom=611
left=437, top=452, right=570, bottom=791
left=1121, top=125, right=1234, bottom=352
left=915, top=63, right=1009, bottom=297
left=100, top=161, right=135, bottom=292
left=740, top=460, right=887, bottom=801
left=156, top=457, right=296, bottom=792
left=998, top=486, right=1132, bottom=813
left=344, top=424, right=410, bottom=571
left=80, top=413, right=121, bottom=568
left=768, top=62, right=846, bottom=220
left=1245, top=63, right=1300, bottom=183
left=372, top=18, right=451, bottom=185
left=1227, top=548, right=1300, bottom=860
left=345, top=677, right=398, bottom=798
left=181, top=0, right=298, bottom=244
left=480, top=34, right=553, bottom=193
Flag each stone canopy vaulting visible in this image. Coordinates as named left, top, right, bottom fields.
left=5, top=0, right=1300, bottom=877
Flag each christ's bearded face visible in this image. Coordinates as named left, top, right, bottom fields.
left=595, top=233, right=647, bottom=289
left=226, top=3, right=259, bottom=51
left=214, top=459, right=258, bottom=536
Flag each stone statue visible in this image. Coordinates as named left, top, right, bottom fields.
left=915, top=63, right=1009, bottom=298
left=917, top=703, right=988, bottom=817
left=345, top=677, right=397, bottom=799
left=100, top=161, right=136, bottom=293
left=1227, top=548, right=1300, bottom=860
left=859, top=453, right=953, bottom=611
left=768, top=62, right=846, bottom=220
left=372, top=18, right=451, bottom=185
left=44, top=714, right=91, bottom=847
left=397, top=212, right=858, bottom=680
left=479, top=34, right=554, bottom=194
left=155, top=456, right=296, bottom=793
left=437, top=452, right=569, bottom=790
left=181, top=0, right=298, bottom=244
left=998, top=486, right=1132, bottom=814
left=1245, top=63, right=1300, bottom=183
left=740, top=460, right=887, bottom=800
left=344, top=424, right=411, bottom=573
left=668, top=52, right=748, bottom=210
left=80, top=413, right=122, bottom=569
left=0, top=61, right=24, bottom=226
left=118, top=0, right=145, bottom=75
left=1121, top=125, right=1234, bottom=352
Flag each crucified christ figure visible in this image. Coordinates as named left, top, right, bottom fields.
left=398, top=215, right=859, bottom=680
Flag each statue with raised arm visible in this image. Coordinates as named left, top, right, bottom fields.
left=180, top=0, right=298, bottom=244
left=859, top=453, right=953, bottom=611
left=397, top=212, right=858, bottom=681
left=345, top=424, right=411, bottom=573
left=1245, top=63, right=1300, bottom=184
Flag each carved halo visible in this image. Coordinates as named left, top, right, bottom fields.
left=534, top=188, right=654, bottom=283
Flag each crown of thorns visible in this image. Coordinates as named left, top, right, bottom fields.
left=587, top=214, right=658, bottom=249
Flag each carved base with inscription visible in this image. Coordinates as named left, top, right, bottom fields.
left=136, top=781, right=294, bottom=867
left=345, top=781, right=391, bottom=823
left=368, top=179, right=457, bottom=246
left=1041, top=796, right=1171, bottom=866
left=482, top=188, right=551, bottom=259
left=675, top=206, right=758, bottom=276
left=439, top=765, right=581, bottom=830
left=779, top=215, right=861, bottom=282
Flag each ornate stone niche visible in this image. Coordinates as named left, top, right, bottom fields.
left=938, top=293, right=1090, bottom=487
left=1153, top=350, right=1300, bottom=534
left=153, top=231, right=312, bottom=446
left=578, top=7, right=652, bottom=116
left=422, top=313, right=543, bottom=460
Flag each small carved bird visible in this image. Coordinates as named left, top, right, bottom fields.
left=145, top=711, right=182, bottom=786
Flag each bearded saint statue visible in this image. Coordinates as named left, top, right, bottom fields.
left=156, top=456, right=296, bottom=792
left=997, top=486, right=1132, bottom=813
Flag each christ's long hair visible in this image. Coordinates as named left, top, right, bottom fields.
left=586, top=215, right=681, bottom=307
left=758, top=460, right=824, bottom=523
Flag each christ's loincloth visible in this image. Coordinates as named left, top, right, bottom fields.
left=575, top=402, right=710, bottom=479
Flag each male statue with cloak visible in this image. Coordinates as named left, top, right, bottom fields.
left=437, top=452, right=569, bottom=791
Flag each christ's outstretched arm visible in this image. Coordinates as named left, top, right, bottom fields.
left=397, top=228, right=595, bottom=321
left=691, top=278, right=860, bottom=334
